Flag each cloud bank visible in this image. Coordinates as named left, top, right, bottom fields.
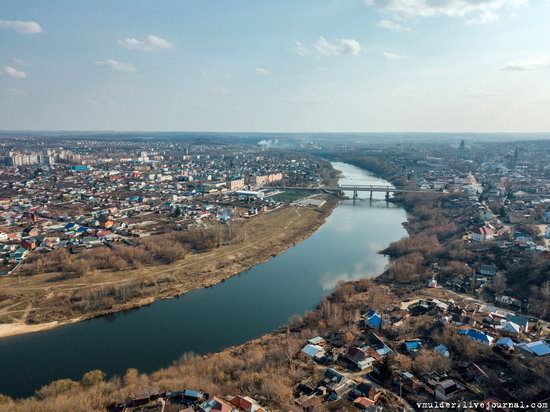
left=95, top=59, right=136, bottom=72
left=294, top=36, right=361, bottom=57
left=1, top=66, right=27, bottom=78
left=119, top=35, right=175, bottom=52
left=0, top=20, right=43, bottom=34
left=366, top=0, right=525, bottom=23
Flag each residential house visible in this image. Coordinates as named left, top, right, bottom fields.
left=301, top=344, right=326, bottom=362
left=496, top=337, right=515, bottom=351
left=435, top=379, right=463, bottom=401
left=516, top=341, right=550, bottom=357
left=505, top=314, right=529, bottom=332
left=496, top=320, right=521, bottom=336
left=472, top=227, right=495, bottom=242
left=199, top=396, right=235, bottom=412
left=479, top=264, right=497, bottom=277
left=321, top=368, right=356, bottom=401
left=227, top=395, right=266, bottom=412
left=400, top=372, right=422, bottom=392
left=459, top=329, right=494, bottom=346
left=349, top=382, right=381, bottom=403
left=344, top=346, right=375, bottom=371
left=403, top=339, right=423, bottom=355
left=364, top=309, right=383, bottom=329
left=434, top=344, right=450, bottom=357
left=353, top=397, right=376, bottom=410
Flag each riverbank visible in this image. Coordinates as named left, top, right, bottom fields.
left=0, top=196, right=338, bottom=338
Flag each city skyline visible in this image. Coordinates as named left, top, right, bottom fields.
left=2, top=0, right=550, bottom=132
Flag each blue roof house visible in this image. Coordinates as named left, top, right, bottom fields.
left=434, top=344, right=450, bottom=357
left=403, top=340, right=423, bottom=354
left=517, top=341, right=550, bottom=357
left=496, top=337, right=515, bottom=350
left=506, top=314, right=529, bottom=332
left=365, top=309, right=382, bottom=329
left=459, top=329, right=494, bottom=345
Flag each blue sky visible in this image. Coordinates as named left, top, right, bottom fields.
left=1, top=0, right=550, bottom=132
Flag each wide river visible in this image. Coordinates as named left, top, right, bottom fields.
left=0, top=162, right=407, bottom=398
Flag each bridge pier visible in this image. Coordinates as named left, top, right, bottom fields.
left=370, top=191, right=373, bottom=200
left=353, top=190, right=358, bottom=200
left=385, top=191, right=390, bottom=201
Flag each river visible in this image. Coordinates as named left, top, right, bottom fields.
left=0, top=162, right=407, bottom=398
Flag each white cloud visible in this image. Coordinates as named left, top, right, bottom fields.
left=465, top=88, right=499, bottom=98
left=12, top=58, right=29, bottom=66
left=293, top=36, right=361, bottom=57
left=1, top=66, right=27, bottom=78
left=467, top=10, right=500, bottom=25
left=7, top=88, right=27, bottom=96
left=499, top=58, right=550, bottom=71
left=383, top=52, right=403, bottom=60
left=95, top=59, right=136, bottom=72
left=255, top=67, right=272, bottom=75
left=0, top=20, right=43, bottom=34
left=376, top=19, right=411, bottom=31
left=366, top=0, right=525, bottom=23
left=118, top=35, right=175, bottom=52
left=283, top=94, right=334, bottom=104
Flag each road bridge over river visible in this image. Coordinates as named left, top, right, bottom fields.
left=269, top=184, right=436, bottom=200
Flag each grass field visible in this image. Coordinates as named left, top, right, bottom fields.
left=269, top=189, right=314, bottom=203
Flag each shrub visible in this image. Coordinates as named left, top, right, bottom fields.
left=36, top=379, right=80, bottom=399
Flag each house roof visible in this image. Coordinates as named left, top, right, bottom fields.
left=473, top=226, right=494, bottom=235
left=308, top=336, right=325, bottom=345
left=434, top=344, right=450, bottom=357
left=460, top=329, right=494, bottom=344
left=302, top=344, right=324, bottom=358
left=517, top=341, right=550, bottom=357
left=404, top=340, right=422, bottom=350
left=365, top=311, right=382, bottom=328
left=346, top=346, right=369, bottom=363
left=496, top=337, right=515, bottom=349
left=438, top=379, right=456, bottom=389
left=497, top=321, right=520, bottom=334
left=506, top=314, right=528, bottom=330
left=353, top=397, right=375, bottom=408
left=200, top=397, right=233, bottom=412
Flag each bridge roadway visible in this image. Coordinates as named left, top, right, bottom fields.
left=271, top=185, right=432, bottom=193
left=268, top=185, right=435, bottom=200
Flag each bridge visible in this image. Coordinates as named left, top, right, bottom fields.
left=269, top=184, right=435, bottom=200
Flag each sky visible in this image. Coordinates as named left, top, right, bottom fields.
left=1, top=0, right=550, bottom=132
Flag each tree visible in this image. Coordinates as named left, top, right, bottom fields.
left=539, top=281, right=550, bottom=317
left=378, top=353, right=396, bottom=383
left=493, top=272, right=507, bottom=295
left=81, top=370, right=105, bottom=387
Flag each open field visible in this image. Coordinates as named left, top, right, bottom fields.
left=0, top=198, right=337, bottom=337
left=269, top=189, right=312, bottom=203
